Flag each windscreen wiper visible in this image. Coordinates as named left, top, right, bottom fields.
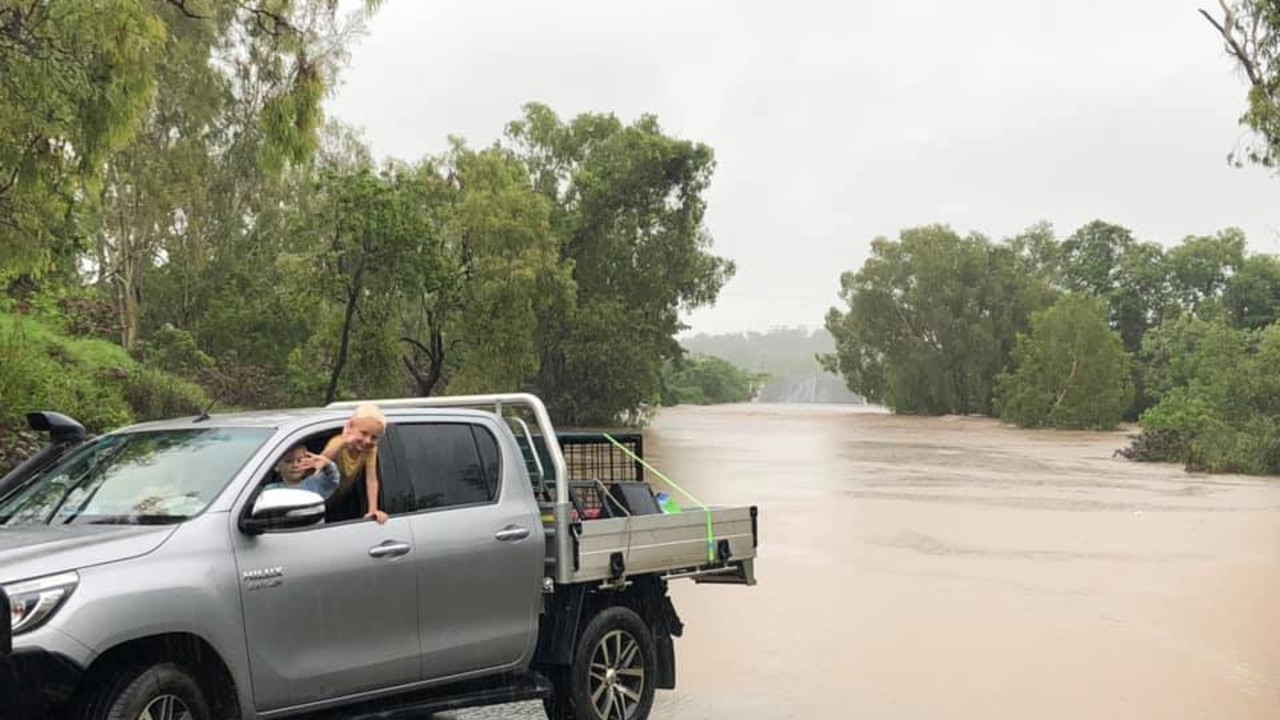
left=84, top=514, right=188, bottom=526
left=49, top=441, right=128, bottom=523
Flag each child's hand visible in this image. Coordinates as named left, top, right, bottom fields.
left=365, top=509, right=389, bottom=525
left=300, top=452, right=329, bottom=473
left=330, top=429, right=352, bottom=449
left=342, top=424, right=365, bottom=446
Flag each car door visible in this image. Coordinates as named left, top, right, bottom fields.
left=232, top=431, right=421, bottom=712
left=382, top=417, right=545, bottom=681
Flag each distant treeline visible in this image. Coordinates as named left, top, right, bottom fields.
left=681, top=327, right=834, bottom=376
left=658, top=355, right=768, bottom=407
left=678, top=327, right=863, bottom=405
left=822, top=221, right=1280, bottom=476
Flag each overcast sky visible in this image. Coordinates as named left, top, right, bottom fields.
left=327, top=0, right=1279, bottom=337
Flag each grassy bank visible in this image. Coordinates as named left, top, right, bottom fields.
left=0, top=311, right=210, bottom=474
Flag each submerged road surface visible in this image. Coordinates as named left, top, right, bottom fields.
left=450, top=403, right=1280, bottom=719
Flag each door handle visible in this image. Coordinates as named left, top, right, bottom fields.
left=494, top=526, right=531, bottom=542
left=368, top=540, right=411, bottom=559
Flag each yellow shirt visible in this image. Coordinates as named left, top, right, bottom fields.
left=323, top=435, right=377, bottom=488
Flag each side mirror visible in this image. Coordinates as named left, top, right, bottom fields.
left=240, top=487, right=326, bottom=535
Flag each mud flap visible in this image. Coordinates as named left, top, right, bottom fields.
left=655, top=634, right=676, bottom=690
left=533, top=584, right=587, bottom=666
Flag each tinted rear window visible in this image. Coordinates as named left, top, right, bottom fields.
left=391, top=423, right=501, bottom=510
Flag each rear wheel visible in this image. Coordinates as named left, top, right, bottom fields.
left=546, top=606, right=656, bottom=720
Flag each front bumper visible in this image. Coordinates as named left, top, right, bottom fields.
left=0, top=587, right=85, bottom=720
left=0, top=647, right=84, bottom=719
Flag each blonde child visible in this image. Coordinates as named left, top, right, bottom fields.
left=321, top=403, right=389, bottom=524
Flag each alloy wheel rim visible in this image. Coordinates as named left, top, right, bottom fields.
left=587, top=628, right=645, bottom=720
left=138, top=694, right=192, bottom=720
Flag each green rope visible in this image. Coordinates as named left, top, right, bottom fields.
left=601, top=433, right=716, bottom=563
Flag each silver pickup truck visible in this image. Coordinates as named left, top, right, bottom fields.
left=0, top=393, right=758, bottom=720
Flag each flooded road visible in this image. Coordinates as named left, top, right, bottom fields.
left=456, top=403, right=1280, bottom=719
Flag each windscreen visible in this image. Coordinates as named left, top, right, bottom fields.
left=0, top=427, right=271, bottom=525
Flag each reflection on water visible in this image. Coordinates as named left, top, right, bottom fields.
left=458, top=403, right=1280, bottom=719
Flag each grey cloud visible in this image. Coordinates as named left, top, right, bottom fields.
left=329, top=0, right=1279, bottom=335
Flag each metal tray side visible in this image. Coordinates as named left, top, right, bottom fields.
left=567, top=505, right=757, bottom=583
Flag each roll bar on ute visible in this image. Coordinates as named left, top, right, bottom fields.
left=327, top=394, right=574, bottom=583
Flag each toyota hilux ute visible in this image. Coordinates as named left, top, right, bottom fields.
left=0, top=393, right=758, bottom=720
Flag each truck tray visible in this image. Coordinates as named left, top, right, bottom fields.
left=567, top=504, right=757, bottom=585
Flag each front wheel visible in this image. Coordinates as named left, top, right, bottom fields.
left=546, top=606, right=657, bottom=720
left=77, top=662, right=210, bottom=720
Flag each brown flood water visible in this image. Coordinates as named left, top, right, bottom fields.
left=459, top=403, right=1280, bottom=720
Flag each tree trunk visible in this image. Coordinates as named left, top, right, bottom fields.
left=116, top=250, right=142, bottom=350
left=421, top=325, right=445, bottom=396
left=1054, top=355, right=1080, bottom=408
left=122, top=275, right=141, bottom=350
left=325, top=257, right=365, bottom=404
left=112, top=179, right=146, bottom=351
left=401, top=315, right=447, bottom=397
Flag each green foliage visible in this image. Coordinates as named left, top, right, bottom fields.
left=417, top=142, right=573, bottom=397
left=822, top=224, right=1052, bottom=415
left=0, top=1, right=166, bottom=277
left=506, top=103, right=735, bottom=425
left=121, top=367, right=210, bottom=422
left=1165, top=228, right=1245, bottom=316
left=1, top=0, right=731, bottom=433
left=659, top=355, right=766, bottom=406
left=1057, top=221, right=1180, bottom=357
left=1138, top=315, right=1226, bottom=405
left=0, top=312, right=133, bottom=374
left=134, top=325, right=215, bottom=377
left=276, top=137, right=573, bottom=405
left=1202, top=2, right=1280, bottom=168
left=1059, top=221, right=1136, bottom=297
left=826, top=213, right=1280, bottom=474
left=0, top=0, right=738, bottom=457
left=1135, top=322, right=1280, bottom=475
left=0, top=1, right=370, bottom=283
left=1224, top=254, right=1280, bottom=329
left=0, top=314, right=133, bottom=434
left=825, top=215, right=1280, bottom=428
left=0, top=309, right=212, bottom=432
left=994, top=294, right=1133, bottom=430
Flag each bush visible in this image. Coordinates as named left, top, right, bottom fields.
left=0, top=318, right=134, bottom=434
left=659, top=355, right=765, bottom=406
left=122, top=367, right=211, bottom=421
left=199, top=359, right=282, bottom=410
left=0, top=312, right=216, bottom=450
left=995, top=294, right=1133, bottom=430
left=133, top=324, right=214, bottom=377
left=58, top=289, right=121, bottom=342
left=1114, top=427, right=1190, bottom=463
left=1127, top=320, right=1280, bottom=475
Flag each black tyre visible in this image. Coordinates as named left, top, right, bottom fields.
left=78, top=663, right=210, bottom=720
left=546, top=606, right=657, bottom=720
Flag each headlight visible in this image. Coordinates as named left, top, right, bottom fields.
left=5, top=571, right=78, bottom=635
